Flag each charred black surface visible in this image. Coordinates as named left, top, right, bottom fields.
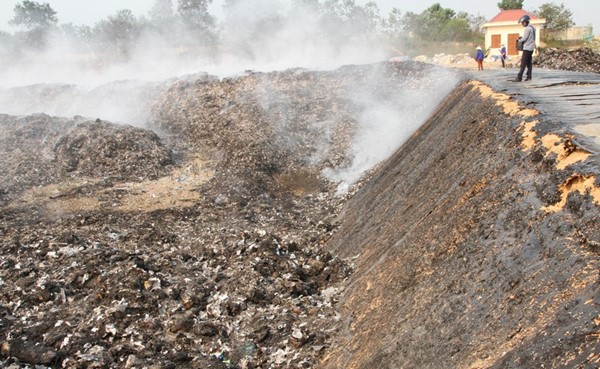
left=320, top=79, right=599, bottom=369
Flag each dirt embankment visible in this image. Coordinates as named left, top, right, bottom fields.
left=318, top=80, right=599, bottom=369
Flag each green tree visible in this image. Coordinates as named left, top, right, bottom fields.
left=9, top=0, right=57, bottom=30
left=497, top=0, right=524, bottom=10
left=149, top=0, right=175, bottom=25
left=9, top=1, right=58, bottom=49
left=443, top=17, right=471, bottom=41
left=466, top=13, right=487, bottom=33
left=59, top=23, right=93, bottom=53
left=535, top=2, right=574, bottom=31
left=337, top=1, right=380, bottom=34
left=322, top=0, right=357, bottom=20
left=177, top=0, right=214, bottom=30
left=381, top=7, right=402, bottom=35
left=401, top=3, right=469, bottom=41
left=318, top=0, right=381, bottom=40
left=94, top=9, right=142, bottom=58
left=363, top=1, right=381, bottom=32
left=176, top=0, right=217, bottom=47
left=60, top=23, right=92, bottom=40
left=146, top=0, right=177, bottom=39
left=397, top=3, right=483, bottom=46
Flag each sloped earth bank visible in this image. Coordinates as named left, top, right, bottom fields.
left=318, top=80, right=599, bottom=368
left=0, top=62, right=458, bottom=368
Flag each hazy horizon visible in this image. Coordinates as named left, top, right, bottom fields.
left=0, top=0, right=396, bottom=124
left=1, top=0, right=598, bottom=34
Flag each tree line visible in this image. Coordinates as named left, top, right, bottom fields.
left=498, top=0, right=574, bottom=30
left=0, top=0, right=575, bottom=59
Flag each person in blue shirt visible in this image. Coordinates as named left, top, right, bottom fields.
left=515, top=15, right=536, bottom=81
left=475, top=46, right=484, bottom=71
left=500, top=44, right=507, bottom=68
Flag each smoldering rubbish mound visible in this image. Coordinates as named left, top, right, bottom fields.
left=150, top=62, right=457, bottom=200
left=0, top=61, right=457, bottom=368
left=0, top=115, right=174, bottom=207
left=0, top=79, right=177, bottom=126
left=53, top=121, right=174, bottom=180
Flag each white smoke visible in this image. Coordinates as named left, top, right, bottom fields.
left=323, top=66, right=460, bottom=193
left=249, top=61, right=461, bottom=194
left=0, top=0, right=390, bottom=123
left=214, top=0, right=386, bottom=73
left=0, top=0, right=460, bottom=190
left=0, top=0, right=389, bottom=84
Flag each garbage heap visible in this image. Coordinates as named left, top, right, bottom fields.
left=535, top=47, right=600, bottom=73
left=0, top=61, right=456, bottom=368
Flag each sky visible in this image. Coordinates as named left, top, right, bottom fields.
left=0, top=0, right=598, bottom=34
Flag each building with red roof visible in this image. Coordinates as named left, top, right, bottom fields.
left=483, top=9, right=545, bottom=57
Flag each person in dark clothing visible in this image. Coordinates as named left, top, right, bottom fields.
left=515, top=15, right=536, bottom=82
left=500, top=44, right=507, bottom=68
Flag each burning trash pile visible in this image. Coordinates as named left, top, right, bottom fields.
left=535, top=47, right=600, bottom=73
left=0, top=61, right=457, bottom=368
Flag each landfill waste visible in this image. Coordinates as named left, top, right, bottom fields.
left=0, top=61, right=457, bottom=368
left=412, top=47, right=600, bottom=73
left=534, top=47, right=600, bottom=73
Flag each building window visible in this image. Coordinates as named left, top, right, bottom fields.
left=491, top=34, right=501, bottom=48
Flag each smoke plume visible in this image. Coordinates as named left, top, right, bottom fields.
left=0, top=0, right=460, bottom=188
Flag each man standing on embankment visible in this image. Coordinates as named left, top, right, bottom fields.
left=514, top=14, right=536, bottom=82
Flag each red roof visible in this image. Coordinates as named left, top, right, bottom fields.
left=488, top=9, right=538, bottom=23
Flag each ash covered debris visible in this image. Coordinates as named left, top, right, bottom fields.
left=0, top=61, right=459, bottom=368
left=0, top=114, right=174, bottom=208
left=53, top=121, right=173, bottom=180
